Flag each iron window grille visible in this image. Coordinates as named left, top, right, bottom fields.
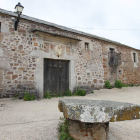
left=108, top=51, right=121, bottom=66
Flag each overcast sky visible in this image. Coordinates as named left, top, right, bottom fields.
left=0, top=0, right=140, bottom=49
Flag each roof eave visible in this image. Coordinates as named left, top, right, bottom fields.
left=0, top=8, right=139, bottom=51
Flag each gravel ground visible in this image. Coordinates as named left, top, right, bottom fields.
left=0, top=87, right=140, bottom=140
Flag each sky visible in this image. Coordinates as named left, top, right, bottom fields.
left=0, top=0, right=140, bottom=49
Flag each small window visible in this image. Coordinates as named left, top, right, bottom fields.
left=133, top=53, right=137, bottom=62
left=85, top=43, right=89, bottom=50
left=109, top=48, right=114, bottom=53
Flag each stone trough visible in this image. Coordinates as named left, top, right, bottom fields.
left=58, top=99, right=140, bottom=140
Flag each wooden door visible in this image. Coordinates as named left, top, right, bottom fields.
left=44, top=59, right=69, bottom=95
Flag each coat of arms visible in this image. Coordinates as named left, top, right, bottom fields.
left=54, top=45, right=62, bottom=57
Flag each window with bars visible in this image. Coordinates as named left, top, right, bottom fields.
left=109, top=48, right=121, bottom=66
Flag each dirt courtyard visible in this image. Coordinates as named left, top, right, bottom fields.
left=0, top=87, right=140, bottom=140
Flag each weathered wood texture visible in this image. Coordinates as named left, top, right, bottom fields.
left=44, top=59, right=69, bottom=95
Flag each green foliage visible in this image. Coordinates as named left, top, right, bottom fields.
left=64, top=89, right=72, bottom=96
left=14, top=94, right=18, bottom=98
left=52, top=93, right=63, bottom=98
left=129, top=83, right=134, bottom=87
left=123, top=83, right=139, bottom=87
left=59, top=116, right=65, bottom=120
left=57, top=93, right=62, bottom=97
left=44, top=92, right=52, bottom=99
left=58, top=117, right=74, bottom=140
left=122, top=83, right=128, bottom=87
left=96, top=88, right=99, bottom=90
left=127, top=84, right=140, bottom=87
left=44, top=88, right=86, bottom=98
left=91, top=90, right=94, bottom=93
left=23, top=90, right=35, bottom=101
left=74, top=87, right=86, bottom=96
left=115, top=80, right=123, bottom=88
left=104, top=80, right=112, bottom=89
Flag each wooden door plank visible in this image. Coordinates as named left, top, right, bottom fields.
left=44, top=59, right=69, bottom=95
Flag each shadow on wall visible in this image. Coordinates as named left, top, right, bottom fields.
left=0, top=84, right=38, bottom=99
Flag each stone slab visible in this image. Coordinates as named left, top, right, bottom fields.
left=58, top=99, right=140, bottom=123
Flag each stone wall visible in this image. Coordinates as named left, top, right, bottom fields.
left=0, top=13, right=105, bottom=98
left=102, top=43, right=140, bottom=85
left=0, top=13, right=140, bottom=98
left=76, top=39, right=104, bottom=89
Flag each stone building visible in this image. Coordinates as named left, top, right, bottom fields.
left=0, top=8, right=140, bottom=98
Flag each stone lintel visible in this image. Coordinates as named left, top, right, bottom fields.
left=31, top=29, right=82, bottom=41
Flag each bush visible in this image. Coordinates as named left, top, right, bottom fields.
left=58, top=117, right=74, bottom=140
left=23, top=91, right=35, bottom=101
left=75, top=87, right=86, bottom=96
left=64, top=89, right=72, bottom=96
left=115, top=80, right=123, bottom=88
left=44, top=92, right=52, bottom=99
left=104, top=80, right=112, bottom=89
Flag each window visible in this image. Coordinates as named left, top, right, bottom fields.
left=109, top=48, right=114, bottom=53
left=109, top=48, right=121, bottom=66
left=131, top=51, right=138, bottom=67
left=85, top=43, right=89, bottom=50
left=133, top=53, right=137, bottom=62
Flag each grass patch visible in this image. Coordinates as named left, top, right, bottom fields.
left=14, top=94, right=18, bottom=98
left=115, top=80, right=123, bottom=89
left=44, top=92, right=52, bottom=99
left=122, top=83, right=128, bottom=87
left=52, top=94, right=63, bottom=98
left=58, top=117, right=74, bottom=140
left=64, top=89, right=72, bottom=96
left=74, top=87, right=86, bottom=96
left=23, top=90, right=35, bottom=101
left=104, top=80, right=112, bottom=89
left=127, top=83, right=134, bottom=87
left=91, top=90, right=94, bottom=93
left=44, top=88, right=86, bottom=99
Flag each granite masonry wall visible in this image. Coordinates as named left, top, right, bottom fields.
left=102, top=43, right=140, bottom=85
left=0, top=13, right=140, bottom=98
